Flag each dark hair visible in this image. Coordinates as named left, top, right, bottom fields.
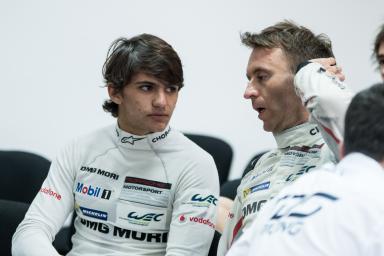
left=373, top=24, right=384, bottom=65
left=102, top=34, right=184, bottom=117
left=241, top=20, right=334, bottom=72
left=344, top=83, right=384, bottom=162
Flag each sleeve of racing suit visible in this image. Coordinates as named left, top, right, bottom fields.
left=294, top=62, right=355, bottom=159
left=165, top=154, right=220, bottom=255
left=12, top=142, right=77, bottom=256
left=217, top=195, right=243, bottom=256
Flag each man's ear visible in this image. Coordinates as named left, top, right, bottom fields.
left=338, top=142, right=345, bottom=160
left=107, top=84, right=122, bottom=104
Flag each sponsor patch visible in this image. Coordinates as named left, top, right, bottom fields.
left=80, top=206, right=108, bottom=221
left=75, top=182, right=112, bottom=200
left=188, top=216, right=215, bottom=229
left=40, top=187, right=61, bottom=200
left=280, top=145, right=322, bottom=167
left=151, top=127, right=171, bottom=143
left=181, top=189, right=218, bottom=208
left=116, top=203, right=168, bottom=230
left=80, top=166, right=119, bottom=180
left=243, top=181, right=270, bottom=198
left=179, top=215, right=215, bottom=229
left=120, top=136, right=145, bottom=145
left=79, top=218, right=168, bottom=243
left=179, top=214, right=186, bottom=223
left=119, top=177, right=171, bottom=208
left=184, top=194, right=218, bottom=207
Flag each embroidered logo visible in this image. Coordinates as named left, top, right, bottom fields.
left=121, top=136, right=145, bottom=145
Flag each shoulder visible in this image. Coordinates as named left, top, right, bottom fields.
left=75, top=125, right=115, bottom=147
left=56, top=125, right=116, bottom=163
left=165, top=131, right=219, bottom=187
left=166, top=130, right=216, bottom=164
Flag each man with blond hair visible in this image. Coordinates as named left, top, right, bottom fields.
left=217, top=21, right=351, bottom=255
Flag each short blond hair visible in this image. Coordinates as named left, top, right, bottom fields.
left=241, top=20, right=334, bottom=72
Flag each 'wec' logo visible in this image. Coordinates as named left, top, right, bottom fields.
left=191, top=194, right=217, bottom=205
left=127, top=212, right=164, bottom=222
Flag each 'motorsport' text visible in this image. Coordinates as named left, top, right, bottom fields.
left=124, top=185, right=162, bottom=194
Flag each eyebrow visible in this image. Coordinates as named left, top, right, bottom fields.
left=134, top=80, right=179, bottom=89
left=134, top=80, right=157, bottom=85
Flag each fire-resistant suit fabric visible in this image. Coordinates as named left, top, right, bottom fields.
left=218, top=62, right=353, bottom=255
left=12, top=125, right=220, bottom=256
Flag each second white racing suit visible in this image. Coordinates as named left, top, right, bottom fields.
left=218, top=61, right=354, bottom=255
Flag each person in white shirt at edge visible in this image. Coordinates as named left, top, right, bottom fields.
left=227, top=73, right=384, bottom=255
left=12, top=34, right=220, bottom=256
left=216, top=20, right=352, bottom=255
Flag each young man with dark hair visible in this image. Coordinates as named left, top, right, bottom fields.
left=227, top=74, right=384, bottom=256
left=12, top=34, right=219, bottom=256
left=373, top=24, right=384, bottom=80
left=217, top=20, right=351, bottom=255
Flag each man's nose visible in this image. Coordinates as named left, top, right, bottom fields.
left=153, top=90, right=167, bottom=108
left=243, top=83, right=259, bottom=99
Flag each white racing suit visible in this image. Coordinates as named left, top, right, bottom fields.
left=12, top=125, right=220, bottom=256
left=218, top=62, right=353, bottom=255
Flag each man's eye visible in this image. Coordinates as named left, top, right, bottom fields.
left=378, top=59, right=384, bottom=66
left=140, top=85, right=152, bottom=91
left=257, top=74, right=269, bottom=81
left=166, top=86, right=178, bottom=93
